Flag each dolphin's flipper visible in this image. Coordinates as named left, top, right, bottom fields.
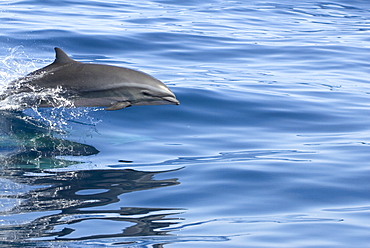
left=105, top=101, right=132, bottom=111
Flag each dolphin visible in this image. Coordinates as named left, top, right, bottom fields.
left=1, top=48, right=179, bottom=110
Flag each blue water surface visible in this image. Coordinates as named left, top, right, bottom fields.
left=1, top=0, right=370, bottom=247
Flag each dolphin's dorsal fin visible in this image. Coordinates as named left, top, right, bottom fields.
left=53, top=47, right=75, bottom=65
left=25, top=48, right=76, bottom=76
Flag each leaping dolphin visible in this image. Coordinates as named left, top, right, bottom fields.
left=1, top=48, right=179, bottom=110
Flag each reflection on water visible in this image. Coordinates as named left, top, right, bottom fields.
left=0, top=111, right=183, bottom=247
left=0, top=111, right=99, bottom=168
left=0, top=168, right=182, bottom=246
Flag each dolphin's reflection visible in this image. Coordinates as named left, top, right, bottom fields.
left=0, top=111, right=183, bottom=246
left=0, top=168, right=182, bottom=245
left=0, top=111, right=99, bottom=168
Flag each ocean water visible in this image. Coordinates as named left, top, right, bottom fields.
left=0, top=0, right=370, bottom=247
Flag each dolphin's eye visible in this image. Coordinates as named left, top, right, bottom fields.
left=141, top=91, right=152, bottom=96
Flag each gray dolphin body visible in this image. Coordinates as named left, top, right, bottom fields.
left=1, top=48, right=179, bottom=110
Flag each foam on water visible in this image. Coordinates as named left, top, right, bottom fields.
left=0, top=48, right=100, bottom=130
left=0, top=51, right=72, bottom=112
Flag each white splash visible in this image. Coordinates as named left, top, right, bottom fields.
left=0, top=47, right=100, bottom=130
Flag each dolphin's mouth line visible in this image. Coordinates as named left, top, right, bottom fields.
left=129, top=95, right=180, bottom=107
left=162, top=96, right=180, bottom=105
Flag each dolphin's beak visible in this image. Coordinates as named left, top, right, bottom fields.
left=162, top=96, right=180, bottom=105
